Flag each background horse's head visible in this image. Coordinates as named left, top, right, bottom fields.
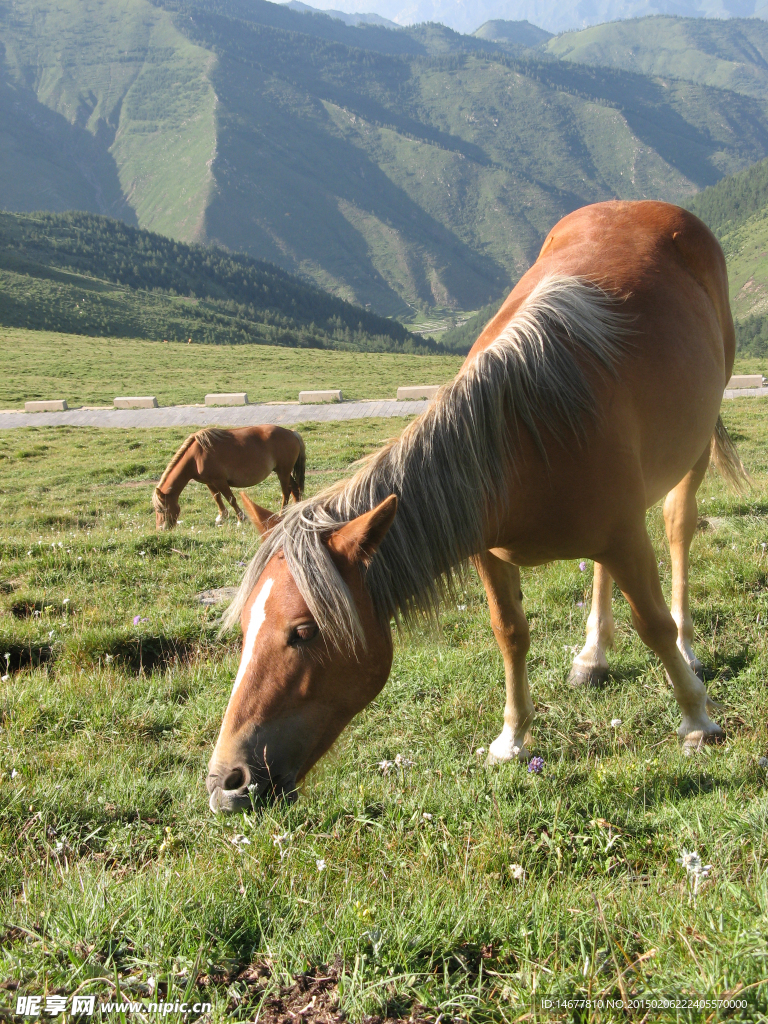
left=206, top=493, right=397, bottom=813
left=152, top=487, right=180, bottom=530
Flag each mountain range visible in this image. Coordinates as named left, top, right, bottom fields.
left=290, top=0, right=768, bottom=34
left=5, top=1, right=768, bottom=319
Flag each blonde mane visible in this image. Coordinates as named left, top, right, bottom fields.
left=223, top=276, right=631, bottom=648
left=156, top=434, right=198, bottom=492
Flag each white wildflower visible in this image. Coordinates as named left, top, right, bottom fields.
left=272, top=832, right=289, bottom=859
left=610, top=718, right=622, bottom=728
left=230, top=834, right=250, bottom=848
left=509, top=864, right=525, bottom=880
left=378, top=759, right=395, bottom=774
left=11, top=769, right=18, bottom=779
left=422, top=812, right=433, bottom=820
left=316, top=858, right=326, bottom=872
left=457, top=604, right=467, bottom=611
left=676, top=849, right=712, bottom=895
left=475, top=747, right=486, bottom=756
left=394, top=753, right=415, bottom=768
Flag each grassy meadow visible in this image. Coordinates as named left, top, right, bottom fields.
left=0, top=329, right=464, bottom=410
left=1, top=399, right=768, bottom=1021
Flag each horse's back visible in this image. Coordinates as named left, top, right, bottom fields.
left=461, top=201, right=735, bottom=560
left=471, top=201, right=733, bottom=375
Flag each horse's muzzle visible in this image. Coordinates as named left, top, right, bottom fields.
left=206, top=764, right=297, bottom=813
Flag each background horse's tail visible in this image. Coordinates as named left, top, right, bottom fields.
left=711, top=415, right=751, bottom=493
left=292, top=431, right=306, bottom=497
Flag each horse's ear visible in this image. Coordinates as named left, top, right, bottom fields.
left=240, top=492, right=278, bottom=537
left=327, top=494, right=398, bottom=567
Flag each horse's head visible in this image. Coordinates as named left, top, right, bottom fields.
left=153, top=488, right=180, bottom=531
left=207, top=493, right=397, bottom=813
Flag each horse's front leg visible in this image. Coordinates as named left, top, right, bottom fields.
left=569, top=562, right=614, bottom=686
left=474, top=549, right=534, bottom=763
left=208, top=486, right=229, bottom=525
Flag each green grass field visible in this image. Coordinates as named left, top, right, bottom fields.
left=1, top=403, right=768, bottom=1020
left=0, top=329, right=464, bottom=409
left=2, top=328, right=765, bottom=413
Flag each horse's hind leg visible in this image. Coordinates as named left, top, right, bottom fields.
left=208, top=486, right=229, bottom=525
left=276, top=470, right=294, bottom=509
left=663, top=445, right=710, bottom=678
left=474, top=549, right=534, bottom=763
left=569, top=562, right=614, bottom=686
left=603, top=524, right=722, bottom=751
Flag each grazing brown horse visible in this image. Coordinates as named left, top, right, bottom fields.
left=207, top=201, right=748, bottom=813
left=153, top=425, right=305, bottom=530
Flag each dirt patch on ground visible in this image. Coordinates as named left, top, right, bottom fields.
left=201, top=962, right=454, bottom=1023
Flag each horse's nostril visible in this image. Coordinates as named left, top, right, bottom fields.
left=223, top=766, right=246, bottom=791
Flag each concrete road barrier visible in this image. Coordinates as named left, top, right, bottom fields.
left=727, top=374, right=764, bottom=389
left=396, top=385, right=440, bottom=401
left=205, top=393, right=249, bottom=406
left=299, top=390, right=342, bottom=403
left=25, top=399, right=68, bottom=412
left=114, top=396, right=159, bottom=409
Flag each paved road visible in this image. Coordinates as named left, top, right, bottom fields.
left=0, top=388, right=763, bottom=430
left=0, top=399, right=430, bottom=430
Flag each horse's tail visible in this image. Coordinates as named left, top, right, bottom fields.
left=158, top=433, right=198, bottom=490
left=711, top=415, right=751, bottom=493
left=292, top=431, right=306, bottom=497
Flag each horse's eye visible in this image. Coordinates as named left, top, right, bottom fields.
left=289, top=623, right=318, bottom=645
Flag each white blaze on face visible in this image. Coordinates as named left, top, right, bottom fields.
left=229, top=578, right=274, bottom=702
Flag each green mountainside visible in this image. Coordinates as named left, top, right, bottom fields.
left=687, top=157, right=768, bottom=355
left=546, top=16, right=768, bottom=101
left=0, top=210, right=439, bottom=352
left=4, top=1, right=768, bottom=317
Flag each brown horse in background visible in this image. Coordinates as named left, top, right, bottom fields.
left=153, top=425, right=305, bottom=530
left=206, top=201, right=749, bottom=813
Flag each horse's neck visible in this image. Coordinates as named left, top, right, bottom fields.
left=347, top=431, right=495, bottom=623
left=161, top=449, right=196, bottom=498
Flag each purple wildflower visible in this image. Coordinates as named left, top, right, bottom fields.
left=578, top=561, right=587, bottom=572
left=133, top=615, right=149, bottom=625
left=527, top=756, right=545, bottom=774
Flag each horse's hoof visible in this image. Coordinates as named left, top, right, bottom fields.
left=568, top=665, right=609, bottom=688
left=486, top=729, right=530, bottom=764
left=680, top=722, right=725, bottom=754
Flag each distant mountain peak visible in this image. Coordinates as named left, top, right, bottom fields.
left=473, top=19, right=551, bottom=45
left=282, top=1, right=401, bottom=29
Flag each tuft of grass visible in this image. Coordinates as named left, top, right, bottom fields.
left=0, top=406, right=767, bottom=1019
